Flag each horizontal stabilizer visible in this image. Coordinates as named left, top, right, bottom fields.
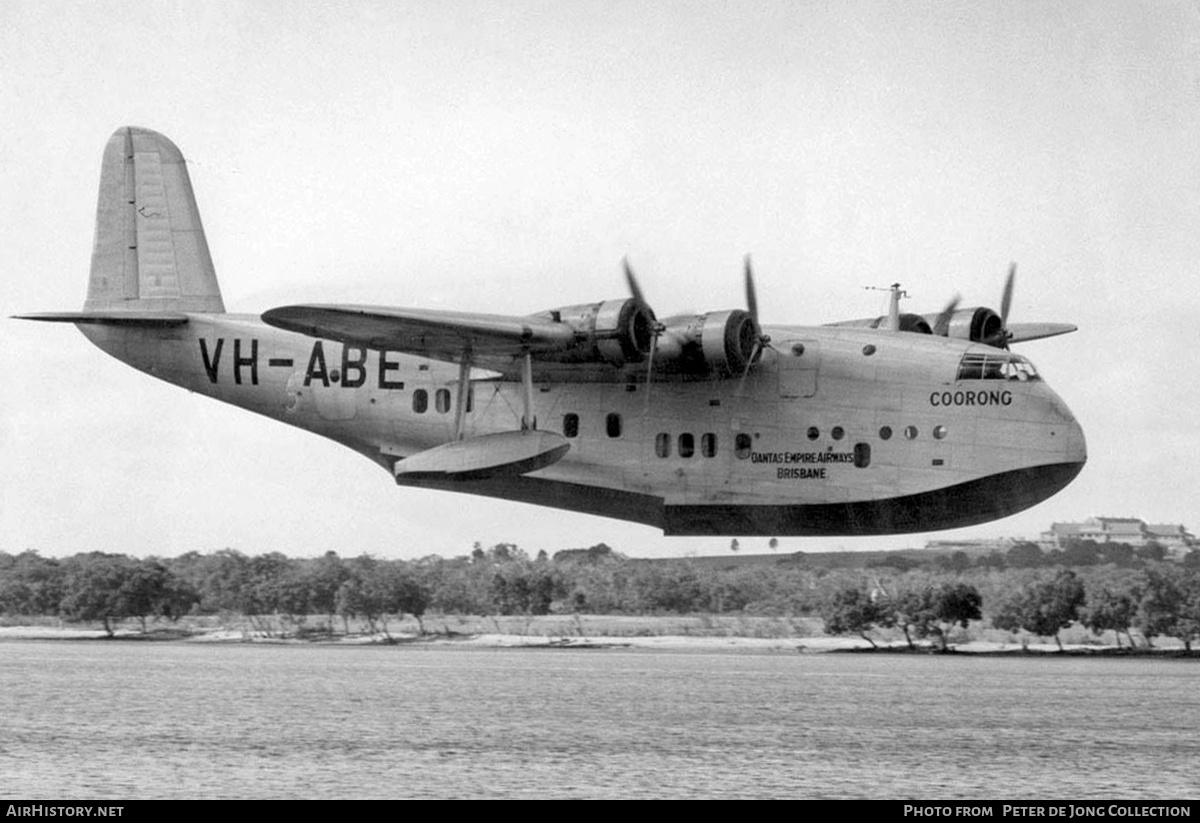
left=394, top=430, right=570, bottom=481
left=13, top=311, right=189, bottom=327
left=1007, top=322, right=1077, bottom=344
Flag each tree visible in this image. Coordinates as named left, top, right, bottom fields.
left=305, top=551, right=350, bottom=628
left=58, top=553, right=138, bottom=636
left=0, top=551, right=64, bottom=616
left=1081, top=584, right=1138, bottom=648
left=1005, top=542, right=1045, bottom=569
left=120, top=559, right=198, bottom=630
left=924, top=582, right=983, bottom=650
left=1099, top=542, right=1135, bottom=568
left=883, top=580, right=982, bottom=650
left=937, top=551, right=970, bottom=573
left=1136, top=566, right=1200, bottom=650
left=1061, top=539, right=1102, bottom=567
left=992, top=571, right=1086, bottom=651
left=1136, top=542, right=1167, bottom=563
left=821, top=586, right=889, bottom=648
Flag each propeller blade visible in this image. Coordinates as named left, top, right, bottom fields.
left=1000, top=263, right=1015, bottom=327
left=744, top=254, right=758, bottom=324
left=623, top=257, right=649, bottom=312
left=623, top=258, right=667, bottom=412
left=643, top=333, right=657, bottom=412
left=933, top=294, right=961, bottom=337
left=738, top=337, right=764, bottom=396
left=738, top=254, right=770, bottom=396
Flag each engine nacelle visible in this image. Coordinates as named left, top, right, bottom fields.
left=924, top=307, right=1004, bottom=345
left=536, top=298, right=657, bottom=366
left=655, top=309, right=760, bottom=377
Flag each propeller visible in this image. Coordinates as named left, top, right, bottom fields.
left=741, top=255, right=771, bottom=374
left=738, top=255, right=773, bottom=395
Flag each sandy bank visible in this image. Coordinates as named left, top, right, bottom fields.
left=1, top=624, right=1181, bottom=655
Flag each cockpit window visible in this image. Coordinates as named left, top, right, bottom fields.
left=956, top=352, right=1040, bottom=382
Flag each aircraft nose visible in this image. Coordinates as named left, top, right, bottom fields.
left=1046, top=388, right=1086, bottom=465
left=1064, top=417, right=1087, bottom=465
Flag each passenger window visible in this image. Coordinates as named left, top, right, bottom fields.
left=678, top=433, right=695, bottom=458
left=606, top=413, right=622, bottom=438
left=701, top=433, right=717, bottom=458
left=879, top=426, right=892, bottom=440
left=904, top=425, right=918, bottom=440
left=735, top=433, right=752, bottom=460
left=831, top=426, right=845, bottom=440
left=413, top=389, right=428, bottom=413
left=854, top=443, right=871, bottom=468
left=806, top=426, right=819, bottom=441
left=563, top=413, right=580, bottom=438
left=435, top=388, right=451, bottom=413
left=655, top=432, right=671, bottom=458
left=933, top=425, right=948, bottom=440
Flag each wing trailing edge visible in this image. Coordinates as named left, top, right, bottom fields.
left=261, top=304, right=576, bottom=363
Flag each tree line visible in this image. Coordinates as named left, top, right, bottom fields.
left=820, top=566, right=1200, bottom=651
left=1, top=542, right=1198, bottom=649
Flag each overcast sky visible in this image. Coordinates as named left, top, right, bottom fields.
left=2, top=1, right=1198, bottom=560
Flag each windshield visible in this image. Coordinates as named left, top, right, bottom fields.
left=956, top=352, right=1040, bottom=382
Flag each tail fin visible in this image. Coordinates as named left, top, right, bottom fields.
left=85, top=127, right=224, bottom=314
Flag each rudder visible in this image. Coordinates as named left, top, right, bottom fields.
left=85, top=127, right=225, bottom=314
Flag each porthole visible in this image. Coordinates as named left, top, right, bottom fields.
left=678, top=433, right=695, bottom=458
left=655, top=432, right=671, bottom=458
left=862, top=344, right=876, bottom=356
left=904, top=425, right=918, bottom=440
left=792, top=343, right=806, bottom=356
left=879, top=426, right=892, bottom=440
left=329, top=368, right=341, bottom=383
left=606, top=413, right=622, bottom=438
left=807, top=426, right=819, bottom=441
left=854, top=442, right=871, bottom=468
left=701, top=433, right=717, bottom=458
left=435, top=388, right=451, bottom=413
left=412, top=389, right=428, bottom=413
left=735, top=433, right=752, bottom=460
left=831, top=426, right=845, bottom=440
left=933, top=425, right=948, bottom=440
left=563, top=413, right=579, bottom=438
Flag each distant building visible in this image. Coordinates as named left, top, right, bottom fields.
left=922, top=537, right=1017, bottom=556
left=1040, top=517, right=1196, bottom=559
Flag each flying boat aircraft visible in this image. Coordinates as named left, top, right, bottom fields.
left=16, top=127, right=1086, bottom=536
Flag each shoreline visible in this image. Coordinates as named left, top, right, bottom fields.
left=1, top=624, right=1194, bottom=656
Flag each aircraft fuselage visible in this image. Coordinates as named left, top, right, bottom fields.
left=79, top=313, right=1086, bottom=536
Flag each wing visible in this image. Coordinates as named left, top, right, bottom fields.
left=1005, top=322, right=1078, bottom=344
left=260, top=304, right=577, bottom=365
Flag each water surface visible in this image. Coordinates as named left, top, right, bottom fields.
left=2, top=642, right=1195, bottom=799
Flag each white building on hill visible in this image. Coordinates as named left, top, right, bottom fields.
left=1040, top=517, right=1196, bottom=558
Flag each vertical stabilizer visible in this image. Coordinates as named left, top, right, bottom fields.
left=85, top=127, right=225, bottom=314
